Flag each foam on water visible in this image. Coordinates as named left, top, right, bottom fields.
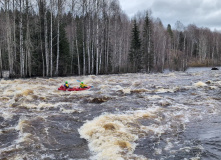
left=193, top=81, right=207, bottom=87
left=1, top=111, right=13, bottom=119
left=79, top=113, right=139, bottom=159
left=0, top=68, right=221, bottom=159
left=78, top=108, right=163, bottom=160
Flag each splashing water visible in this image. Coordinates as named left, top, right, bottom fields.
left=0, top=68, right=221, bottom=159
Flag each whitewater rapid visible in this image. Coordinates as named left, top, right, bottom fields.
left=0, top=68, right=221, bottom=159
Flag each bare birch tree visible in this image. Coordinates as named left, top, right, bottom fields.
left=13, top=0, right=17, bottom=73
left=5, top=0, right=15, bottom=77
left=0, top=45, right=2, bottom=78
left=81, top=0, right=86, bottom=75
left=43, top=0, right=49, bottom=76
left=69, top=0, right=75, bottom=74
left=87, top=0, right=92, bottom=74
left=75, top=26, right=81, bottom=75
left=55, top=0, right=62, bottom=76
left=50, top=0, right=54, bottom=77
left=19, top=0, right=25, bottom=77
left=37, top=0, right=45, bottom=77
left=25, top=0, right=32, bottom=76
left=95, top=0, right=99, bottom=75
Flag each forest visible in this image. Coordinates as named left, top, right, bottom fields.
left=0, top=0, right=221, bottom=78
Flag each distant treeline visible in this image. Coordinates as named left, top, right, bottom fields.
left=0, top=0, right=220, bottom=78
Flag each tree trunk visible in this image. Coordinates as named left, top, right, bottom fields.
left=70, top=0, right=75, bottom=74
left=91, top=14, right=94, bottom=74
left=44, top=1, right=49, bottom=76
left=112, top=16, right=117, bottom=73
left=13, top=0, right=16, bottom=74
left=55, top=0, right=61, bottom=76
left=5, top=0, right=14, bottom=77
left=41, top=39, right=45, bottom=77
left=82, top=28, right=86, bottom=75
left=106, top=17, right=110, bottom=73
left=26, top=0, right=31, bottom=77
left=99, top=41, right=102, bottom=73
left=87, top=1, right=91, bottom=74
left=20, top=0, right=25, bottom=77
left=95, top=0, right=99, bottom=75
left=91, top=41, right=94, bottom=74
left=50, top=0, right=53, bottom=77
left=82, top=0, right=86, bottom=75
left=38, top=0, right=45, bottom=77
left=76, top=37, right=80, bottom=75
left=216, top=38, right=219, bottom=63
left=0, top=46, right=2, bottom=78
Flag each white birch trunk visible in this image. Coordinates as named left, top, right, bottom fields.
left=26, top=0, right=31, bottom=77
left=83, top=29, right=86, bottom=75
left=119, top=39, right=122, bottom=72
left=87, top=28, right=91, bottom=74
left=13, top=0, right=16, bottom=71
left=216, top=38, right=219, bottom=63
left=76, top=36, right=80, bottom=75
left=44, top=1, right=49, bottom=76
left=55, top=0, right=60, bottom=76
left=0, top=46, right=2, bottom=78
left=70, top=21, right=74, bottom=74
left=87, top=1, right=91, bottom=74
left=50, top=0, right=53, bottom=77
left=20, top=0, right=25, bottom=77
left=91, top=41, right=94, bottom=74
left=5, top=0, right=13, bottom=77
left=112, top=16, right=117, bottom=73
left=41, top=39, right=45, bottom=77
left=70, top=0, right=75, bottom=74
left=95, top=0, right=99, bottom=75
left=99, top=42, right=102, bottom=73
left=82, top=0, right=86, bottom=75
left=106, top=17, right=110, bottom=73
left=91, top=15, right=94, bottom=74
left=162, top=37, right=166, bottom=72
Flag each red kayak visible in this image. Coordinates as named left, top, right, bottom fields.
left=68, top=86, right=91, bottom=91
left=58, top=85, right=67, bottom=91
left=58, top=85, right=91, bottom=91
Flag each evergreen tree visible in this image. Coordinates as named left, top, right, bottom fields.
left=129, top=20, right=141, bottom=72
left=167, top=24, right=174, bottom=70
left=178, top=31, right=184, bottom=51
left=167, top=24, right=173, bottom=40
left=58, top=23, right=70, bottom=76
left=143, top=13, right=154, bottom=73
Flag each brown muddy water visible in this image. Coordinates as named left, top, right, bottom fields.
left=0, top=67, right=221, bottom=160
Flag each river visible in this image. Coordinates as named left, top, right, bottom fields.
left=0, top=67, right=220, bottom=160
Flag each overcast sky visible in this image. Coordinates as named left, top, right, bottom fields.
left=118, top=0, right=221, bottom=31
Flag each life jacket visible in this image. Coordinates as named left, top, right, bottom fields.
left=80, top=83, right=87, bottom=88
left=64, top=83, right=69, bottom=88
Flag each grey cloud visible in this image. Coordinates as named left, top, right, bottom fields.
left=119, top=0, right=221, bottom=30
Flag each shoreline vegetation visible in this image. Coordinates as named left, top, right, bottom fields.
left=0, top=1, right=221, bottom=79
left=188, top=59, right=220, bottom=68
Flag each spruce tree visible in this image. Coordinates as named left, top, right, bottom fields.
left=58, top=23, right=70, bottom=76
left=143, top=13, right=154, bottom=73
left=167, top=24, right=173, bottom=39
left=129, top=20, right=141, bottom=72
left=167, top=24, right=174, bottom=50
